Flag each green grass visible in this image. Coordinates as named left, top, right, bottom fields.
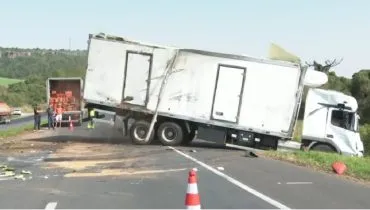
left=263, top=150, right=370, bottom=182
left=0, top=77, right=23, bottom=87
left=0, top=120, right=48, bottom=138
left=293, top=120, right=303, bottom=142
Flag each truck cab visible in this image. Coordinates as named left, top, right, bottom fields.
left=301, top=88, right=364, bottom=157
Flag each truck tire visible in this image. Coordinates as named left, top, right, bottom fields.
left=311, top=143, right=337, bottom=153
left=130, top=120, right=155, bottom=145
left=157, top=121, right=184, bottom=146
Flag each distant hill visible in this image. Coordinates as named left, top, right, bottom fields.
left=0, top=47, right=87, bottom=108
left=0, top=48, right=87, bottom=79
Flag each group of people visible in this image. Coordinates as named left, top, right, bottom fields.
left=33, top=105, right=96, bottom=131
left=33, top=104, right=63, bottom=131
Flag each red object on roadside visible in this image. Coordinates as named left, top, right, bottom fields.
left=185, top=168, right=201, bottom=209
left=332, top=161, right=347, bottom=175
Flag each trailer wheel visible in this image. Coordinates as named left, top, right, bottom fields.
left=157, top=122, right=184, bottom=146
left=130, top=120, right=154, bottom=145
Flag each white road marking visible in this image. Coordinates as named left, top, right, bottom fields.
left=286, top=182, right=313, bottom=185
left=45, top=202, right=57, bottom=210
left=169, top=146, right=291, bottom=210
left=278, top=182, right=313, bottom=185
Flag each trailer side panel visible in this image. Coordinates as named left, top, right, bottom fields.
left=84, top=36, right=301, bottom=138
left=157, top=51, right=301, bottom=136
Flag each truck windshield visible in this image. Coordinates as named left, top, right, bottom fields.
left=330, top=109, right=357, bottom=132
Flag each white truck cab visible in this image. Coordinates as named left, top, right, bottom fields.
left=301, top=88, right=364, bottom=157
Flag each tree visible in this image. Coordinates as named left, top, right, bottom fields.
left=305, top=58, right=343, bottom=74
left=351, top=70, right=370, bottom=124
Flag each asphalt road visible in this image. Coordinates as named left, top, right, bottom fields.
left=0, top=113, right=47, bottom=131
left=0, top=119, right=370, bottom=209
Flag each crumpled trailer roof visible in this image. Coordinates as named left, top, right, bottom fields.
left=89, top=33, right=300, bottom=68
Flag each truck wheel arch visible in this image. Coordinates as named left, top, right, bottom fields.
left=308, top=141, right=339, bottom=153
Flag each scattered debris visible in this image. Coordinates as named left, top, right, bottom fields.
left=14, top=174, right=26, bottom=181
left=65, top=168, right=188, bottom=178
left=244, top=151, right=258, bottom=158
left=0, top=163, right=33, bottom=181
left=0, top=171, right=15, bottom=177
left=21, top=170, right=32, bottom=175
left=216, top=166, right=224, bottom=171
left=4, top=167, right=15, bottom=171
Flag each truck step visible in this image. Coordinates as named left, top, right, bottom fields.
left=93, top=118, right=115, bottom=125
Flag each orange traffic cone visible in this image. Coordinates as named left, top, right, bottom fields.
left=69, top=120, right=74, bottom=131
left=185, top=168, right=201, bottom=209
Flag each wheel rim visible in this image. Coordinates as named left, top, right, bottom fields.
left=161, top=127, right=177, bottom=142
left=134, top=126, right=148, bottom=142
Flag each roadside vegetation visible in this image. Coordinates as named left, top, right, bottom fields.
left=0, top=48, right=87, bottom=108
left=0, top=120, right=48, bottom=139
left=270, top=121, right=370, bottom=182
left=0, top=77, right=23, bottom=87
left=263, top=150, right=370, bottom=182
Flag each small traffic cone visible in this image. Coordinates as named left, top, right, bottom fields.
left=69, top=120, right=74, bottom=131
left=185, top=168, right=201, bottom=209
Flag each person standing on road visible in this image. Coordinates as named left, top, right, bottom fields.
left=87, top=108, right=95, bottom=129
left=46, top=105, right=55, bottom=130
left=33, top=105, right=42, bottom=131
left=55, top=104, right=63, bottom=128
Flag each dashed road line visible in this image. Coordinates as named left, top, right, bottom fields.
left=45, top=202, right=57, bottom=210
left=168, top=146, right=291, bottom=210
left=286, top=182, right=313, bottom=185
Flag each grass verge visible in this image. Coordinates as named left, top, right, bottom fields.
left=0, top=120, right=48, bottom=139
left=293, top=120, right=303, bottom=142
left=0, top=77, right=23, bottom=87
left=263, top=150, right=370, bottom=182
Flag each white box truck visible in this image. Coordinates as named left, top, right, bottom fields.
left=82, top=33, right=364, bottom=156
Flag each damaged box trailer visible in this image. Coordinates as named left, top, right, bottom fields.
left=83, top=33, right=364, bottom=156
left=83, top=33, right=309, bottom=150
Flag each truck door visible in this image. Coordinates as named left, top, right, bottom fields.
left=211, top=64, right=246, bottom=123
left=122, top=51, right=153, bottom=106
left=325, top=108, right=359, bottom=155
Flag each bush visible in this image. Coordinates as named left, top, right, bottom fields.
left=360, top=124, right=370, bottom=156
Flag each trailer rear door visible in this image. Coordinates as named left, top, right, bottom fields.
left=122, top=52, right=152, bottom=106
left=211, top=65, right=245, bottom=123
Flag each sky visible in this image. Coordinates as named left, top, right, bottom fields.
left=1, top=0, right=369, bottom=78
